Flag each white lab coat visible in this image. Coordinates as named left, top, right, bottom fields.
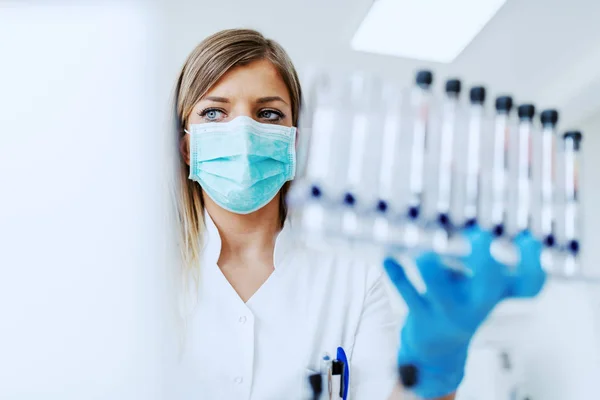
left=171, top=213, right=399, bottom=400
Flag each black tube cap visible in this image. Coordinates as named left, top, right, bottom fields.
left=495, top=96, right=513, bottom=113
left=438, top=213, right=450, bottom=227
left=493, top=224, right=504, bottom=237
left=408, top=205, right=420, bottom=219
left=563, top=130, right=583, bottom=150
left=343, top=192, right=356, bottom=206
left=470, top=86, right=486, bottom=104
left=416, top=70, right=433, bottom=88
left=568, top=239, right=580, bottom=254
left=310, top=185, right=322, bottom=198
left=465, top=218, right=477, bottom=228
left=540, top=109, right=559, bottom=126
left=445, top=79, right=461, bottom=94
left=399, top=364, right=419, bottom=388
left=377, top=200, right=388, bottom=213
left=518, top=104, right=535, bottom=120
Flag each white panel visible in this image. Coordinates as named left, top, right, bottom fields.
left=0, top=3, right=172, bottom=399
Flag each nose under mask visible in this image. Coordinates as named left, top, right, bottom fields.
left=187, top=116, right=297, bottom=214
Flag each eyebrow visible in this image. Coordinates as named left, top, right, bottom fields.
left=256, top=96, right=288, bottom=105
left=203, top=96, right=230, bottom=103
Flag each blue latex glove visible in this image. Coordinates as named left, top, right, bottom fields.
left=383, top=228, right=546, bottom=399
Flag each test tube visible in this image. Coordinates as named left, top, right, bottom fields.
left=434, top=79, right=462, bottom=228
left=303, top=73, right=344, bottom=195
left=560, top=131, right=582, bottom=256
left=340, top=73, right=383, bottom=238
left=373, top=83, right=404, bottom=244
left=295, top=68, right=320, bottom=182
left=343, top=73, right=382, bottom=205
left=536, top=110, right=559, bottom=246
left=406, top=70, right=433, bottom=220
left=377, top=83, right=404, bottom=212
left=487, top=96, right=513, bottom=236
left=462, top=86, right=486, bottom=227
left=289, top=72, right=345, bottom=238
left=509, top=104, right=535, bottom=235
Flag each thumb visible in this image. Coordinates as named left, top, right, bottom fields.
left=383, top=257, right=424, bottom=312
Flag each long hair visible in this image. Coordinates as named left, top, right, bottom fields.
left=173, top=28, right=302, bottom=294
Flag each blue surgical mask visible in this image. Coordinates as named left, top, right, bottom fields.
left=187, top=116, right=296, bottom=214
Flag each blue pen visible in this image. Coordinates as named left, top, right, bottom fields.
left=336, top=347, right=349, bottom=400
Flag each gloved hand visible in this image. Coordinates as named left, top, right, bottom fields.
left=383, top=227, right=546, bottom=399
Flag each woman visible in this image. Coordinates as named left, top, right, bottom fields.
left=172, top=29, right=545, bottom=400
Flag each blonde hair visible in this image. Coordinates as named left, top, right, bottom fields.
left=174, top=29, right=302, bottom=286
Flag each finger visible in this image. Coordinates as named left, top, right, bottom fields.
left=414, top=252, right=457, bottom=305
left=509, top=231, right=546, bottom=298
left=383, top=257, right=425, bottom=311
left=461, top=225, right=494, bottom=269
left=461, top=226, right=507, bottom=304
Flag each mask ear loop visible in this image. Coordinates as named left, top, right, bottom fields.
left=182, top=128, right=193, bottom=177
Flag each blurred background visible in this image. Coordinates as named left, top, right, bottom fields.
left=1, top=0, right=599, bottom=399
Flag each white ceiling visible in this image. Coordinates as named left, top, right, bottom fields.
left=164, top=0, right=600, bottom=128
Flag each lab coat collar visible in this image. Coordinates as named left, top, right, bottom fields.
left=202, top=210, right=295, bottom=270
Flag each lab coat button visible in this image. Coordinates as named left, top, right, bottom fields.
left=239, top=316, right=247, bottom=324
left=234, top=376, right=243, bottom=384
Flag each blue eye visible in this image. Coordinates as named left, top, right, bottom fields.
left=259, top=109, right=284, bottom=122
left=199, top=108, right=226, bottom=122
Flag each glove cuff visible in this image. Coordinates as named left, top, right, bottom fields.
left=398, top=342, right=468, bottom=399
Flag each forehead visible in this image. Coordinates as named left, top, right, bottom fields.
left=203, top=59, right=291, bottom=102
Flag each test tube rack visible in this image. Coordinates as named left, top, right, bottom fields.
left=287, top=69, right=584, bottom=280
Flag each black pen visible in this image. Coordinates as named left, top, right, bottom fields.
left=332, top=360, right=344, bottom=399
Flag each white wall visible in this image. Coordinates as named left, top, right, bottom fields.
left=0, top=3, right=175, bottom=399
